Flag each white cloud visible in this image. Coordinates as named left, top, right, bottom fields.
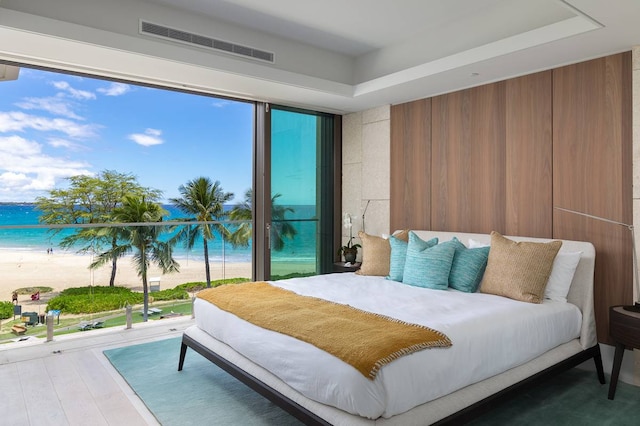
left=0, top=135, right=93, bottom=201
left=15, top=96, right=84, bottom=120
left=97, top=82, right=131, bottom=96
left=48, top=137, right=83, bottom=150
left=212, top=100, right=232, bottom=108
left=0, top=171, right=31, bottom=188
left=128, top=128, right=163, bottom=146
left=0, top=111, right=98, bottom=139
left=52, top=81, right=96, bottom=100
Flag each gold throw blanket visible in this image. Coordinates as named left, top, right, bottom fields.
left=197, top=281, right=451, bottom=380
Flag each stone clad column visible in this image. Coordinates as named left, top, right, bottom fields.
left=361, top=107, right=391, bottom=238
left=342, top=106, right=391, bottom=262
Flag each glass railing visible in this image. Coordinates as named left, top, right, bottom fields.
left=270, top=217, right=319, bottom=279
left=0, top=216, right=322, bottom=344
left=0, top=219, right=253, bottom=344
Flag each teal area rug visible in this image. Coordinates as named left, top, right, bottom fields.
left=469, top=367, right=639, bottom=426
left=104, top=337, right=302, bottom=425
left=106, top=337, right=640, bottom=425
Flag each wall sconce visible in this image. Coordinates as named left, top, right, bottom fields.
left=362, top=200, right=370, bottom=233
left=555, top=206, right=640, bottom=312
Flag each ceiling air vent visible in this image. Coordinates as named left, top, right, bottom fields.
left=140, top=20, right=275, bottom=64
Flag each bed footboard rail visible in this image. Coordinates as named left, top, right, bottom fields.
left=179, top=330, right=604, bottom=426
left=433, top=344, right=605, bottom=425
left=178, top=333, right=332, bottom=426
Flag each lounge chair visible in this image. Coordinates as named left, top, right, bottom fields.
left=11, top=324, right=26, bottom=335
left=139, top=307, right=163, bottom=315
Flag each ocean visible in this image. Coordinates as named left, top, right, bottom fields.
left=0, top=203, right=317, bottom=264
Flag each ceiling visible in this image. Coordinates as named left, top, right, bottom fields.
left=147, top=0, right=580, bottom=56
left=0, top=0, right=639, bottom=113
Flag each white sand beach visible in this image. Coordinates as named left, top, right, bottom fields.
left=0, top=250, right=252, bottom=304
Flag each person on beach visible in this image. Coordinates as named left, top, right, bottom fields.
left=12, top=291, right=18, bottom=304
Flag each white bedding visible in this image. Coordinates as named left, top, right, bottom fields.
left=194, top=273, right=582, bottom=419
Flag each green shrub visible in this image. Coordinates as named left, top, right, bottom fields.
left=150, top=288, right=190, bottom=301
left=15, top=286, right=53, bottom=295
left=175, top=278, right=250, bottom=293
left=41, top=279, right=251, bottom=315
left=46, top=286, right=143, bottom=314
left=0, top=301, right=14, bottom=320
left=58, top=286, right=135, bottom=296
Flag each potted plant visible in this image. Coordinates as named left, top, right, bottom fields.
left=338, top=213, right=361, bottom=263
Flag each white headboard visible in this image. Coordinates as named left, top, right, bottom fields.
left=409, top=230, right=597, bottom=349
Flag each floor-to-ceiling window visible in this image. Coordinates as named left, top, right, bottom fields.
left=253, top=105, right=337, bottom=281
left=268, top=107, right=335, bottom=279
left=0, top=63, right=338, bottom=340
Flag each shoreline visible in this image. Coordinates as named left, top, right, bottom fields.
left=0, top=250, right=318, bottom=304
left=0, top=250, right=252, bottom=304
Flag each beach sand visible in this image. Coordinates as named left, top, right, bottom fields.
left=0, top=250, right=252, bottom=304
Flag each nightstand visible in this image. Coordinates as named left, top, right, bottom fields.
left=608, top=305, right=640, bottom=399
left=333, top=262, right=361, bottom=273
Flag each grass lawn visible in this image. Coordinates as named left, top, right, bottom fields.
left=0, top=278, right=255, bottom=343
left=0, top=300, right=193, bottom=342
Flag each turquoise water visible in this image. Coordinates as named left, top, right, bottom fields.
left=0, top=204, right=317, bottom=263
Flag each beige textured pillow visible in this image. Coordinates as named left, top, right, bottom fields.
left=479, top=231, right=562, bottom=303
left=356, top=230, right=409, bottom=276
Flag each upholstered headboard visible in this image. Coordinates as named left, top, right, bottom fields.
left=410, top=231, right=597, bottom=349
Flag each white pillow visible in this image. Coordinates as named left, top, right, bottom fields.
left=469, top=238, right=580, bottom=302
left=544, top=251, right=582, bottom=302
left=469, top=238, right=490, bottom=248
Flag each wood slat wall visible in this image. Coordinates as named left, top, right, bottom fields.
left=505, top=71, right=553, bottom=237
left=390, top=99, right=431, bottom=231
left=389, top=52, right=632, bottom=343
left=431, top=83, right=506, bottom=233
left=552, top=53, right=633, bottom=341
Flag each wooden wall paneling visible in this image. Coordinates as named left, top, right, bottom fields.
left=552, top=52, right=633, bottom=343
left=390, top=99, right=431, bottom=231
left=431, top=83, right=507, bottom=233
left=505, top=71, right=553, bottom=238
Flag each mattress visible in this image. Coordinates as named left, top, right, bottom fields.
left=194, top=273, right=582, bottom=419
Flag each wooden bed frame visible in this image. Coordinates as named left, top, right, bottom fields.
left=178, top=231, right=606, bottom=425
left=179, top=334, right=604, bottom=425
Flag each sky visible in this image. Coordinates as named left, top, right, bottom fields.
left=0, top=67, right=253, bottom=203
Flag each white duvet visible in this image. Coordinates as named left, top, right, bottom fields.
left=194, top=273, right=581, bottom=419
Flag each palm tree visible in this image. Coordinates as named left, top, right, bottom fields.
left=90, top=195, right=179, bottom=321
left=169, top=177, right=234, bottom=288
left=229, top=189, right=297, bottom=251
left=36, top=170, right=162, bottom=286
left=228, top=189, right=252, bottom=248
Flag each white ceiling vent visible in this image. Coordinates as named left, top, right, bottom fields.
left=139, top=20, right=275, bottom=63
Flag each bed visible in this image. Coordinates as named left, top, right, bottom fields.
left=178, top=230, right=605, bottom=425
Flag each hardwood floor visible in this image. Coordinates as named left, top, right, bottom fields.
left=0, top=316, right=194, bottom=426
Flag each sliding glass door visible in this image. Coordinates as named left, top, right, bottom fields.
left=254, top=105, right=336, bottom=280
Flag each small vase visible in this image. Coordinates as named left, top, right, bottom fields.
left=343, top=248, right=357, bottom=263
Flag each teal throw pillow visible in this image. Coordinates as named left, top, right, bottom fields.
left=402, top=235, right=454, bottom=289
left=387, top=235, right=409, bottom=282
left=448, top=237, right=490, bottom=292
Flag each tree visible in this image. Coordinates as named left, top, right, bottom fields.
left=228, top=189, right=253, bottom=249
left=169, top=177, right=234, bottom=288
left=35, top=170, right=162, bottom=286
left=90, top=195, right=179, bottom=321
left=229, top=189, right=297, bottom=251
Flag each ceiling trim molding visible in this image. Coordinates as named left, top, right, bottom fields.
left=353, top=14, right=602, bottom=97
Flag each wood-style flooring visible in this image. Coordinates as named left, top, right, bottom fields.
left=0, top=316, right=194, bottom=426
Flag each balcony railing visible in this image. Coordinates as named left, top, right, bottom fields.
left=0, top=216, right=320, bottom=344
